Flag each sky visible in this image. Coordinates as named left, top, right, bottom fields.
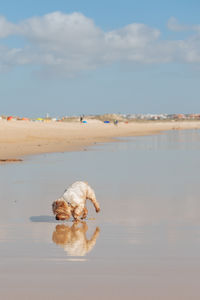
left=0, top=0, right=200, bottom=117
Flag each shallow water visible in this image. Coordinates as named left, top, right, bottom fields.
left=1, top=130, right=200, bottom=299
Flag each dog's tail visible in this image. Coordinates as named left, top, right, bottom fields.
left=86, top=185, right=100, bottom=213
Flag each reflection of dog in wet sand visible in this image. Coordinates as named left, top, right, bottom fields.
left=52, top=222, right=100, bottom=256
left=52, top=181, right=100, bottom=221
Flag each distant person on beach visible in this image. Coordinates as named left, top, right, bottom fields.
left=80, top=116, right=83, bottom=122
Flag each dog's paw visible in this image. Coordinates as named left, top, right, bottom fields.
left=96, top=207, right=100, bottom=213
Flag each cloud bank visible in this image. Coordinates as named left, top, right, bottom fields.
left=0, top=12, right=200, bottom=75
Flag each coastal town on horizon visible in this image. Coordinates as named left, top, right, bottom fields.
left=1, top=113, right=200, bottom=123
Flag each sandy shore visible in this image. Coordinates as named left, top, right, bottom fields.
left=0, top=119, right=200, bottom=160
left=1, top=129, right=200, bottom=300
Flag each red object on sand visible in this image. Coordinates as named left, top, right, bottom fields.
left=7, top=116, right=13, bottom=121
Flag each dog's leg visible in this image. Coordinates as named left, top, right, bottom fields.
left=86, top=186, right=100, bottom=213
left=72, top=205, right=84, bottom=221
left=81, top=207, right=88, bottom=220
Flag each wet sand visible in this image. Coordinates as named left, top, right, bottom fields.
left=1, top=130, right=200, bottom=299
left=0, top=119, right=200, bottom=159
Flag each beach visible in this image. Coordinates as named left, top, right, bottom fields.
left=1, top=129, right=200, bottom=300
left=1, top=119, right=200, bottom=160
left=1, top=1, right=200, bottom=298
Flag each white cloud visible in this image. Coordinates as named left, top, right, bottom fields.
left=167, top=17, right=200, bottom=33
left=0, top=16, right=16, bottom=38
left=0, top=46, right=24, bottom=71
left=17, top=12, right=107, bottom=74
left=19, top=12, right=104, bottom=52
left=104, top=23, right=160, bottom=63
left=14, top=12, right=163, bottom=72
left=167, top=17, right=190, bottom=32
left=0, top=13, right=200, bottom=75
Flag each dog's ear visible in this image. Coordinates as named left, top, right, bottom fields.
left=52, top=200, right=58, bottom=214
left=52, top=199, right=68, bottom=210
left=52, top=200, right=71, bottom=220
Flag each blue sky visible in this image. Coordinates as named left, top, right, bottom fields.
left=0, top=0, right=200, bottom=117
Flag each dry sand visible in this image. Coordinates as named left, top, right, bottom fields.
left=0, top=119, right=200, bottom=160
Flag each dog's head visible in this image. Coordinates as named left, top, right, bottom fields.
left=52, top=199, right=71, bottom=221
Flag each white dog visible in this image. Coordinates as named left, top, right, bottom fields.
left=52, top=181, right=100, bottom=221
